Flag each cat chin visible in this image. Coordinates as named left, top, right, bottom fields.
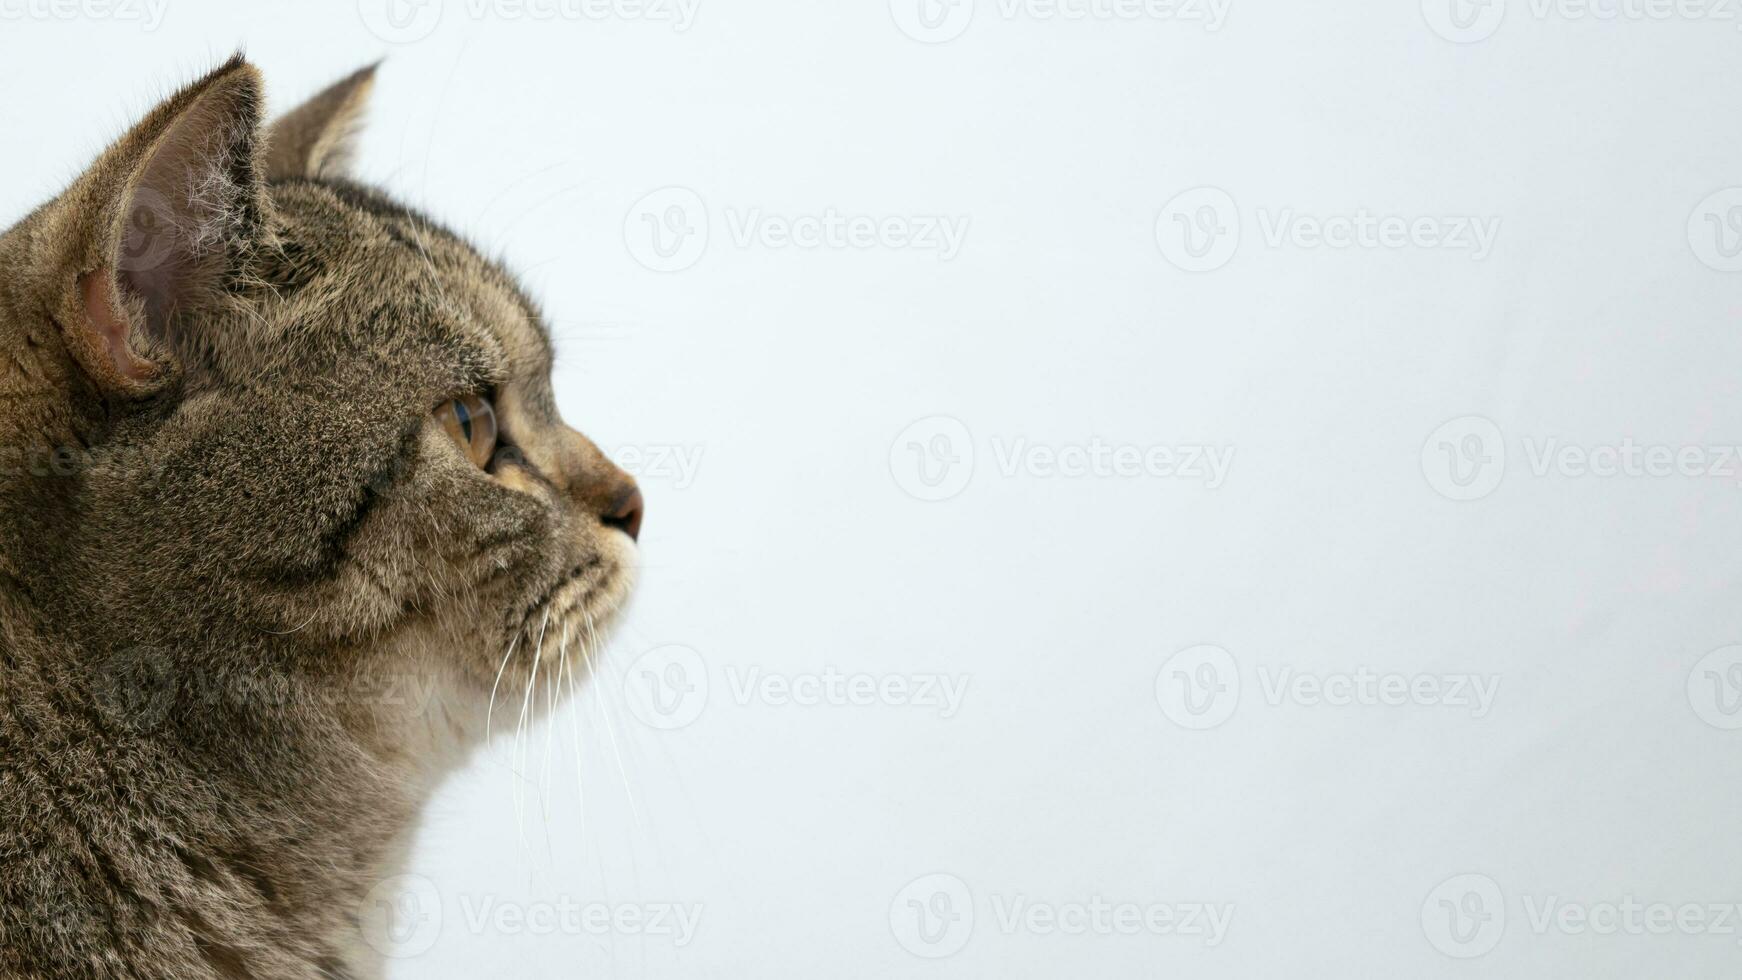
left=549, top=533, right=639, bottom=641
left=378, top=537, right=638, bottom=763
left=507, top=529, right=640, bottom=674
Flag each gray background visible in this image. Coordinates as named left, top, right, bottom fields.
left=4, top=0, right=1742, bottom=975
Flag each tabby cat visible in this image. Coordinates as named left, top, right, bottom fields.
left=0, top=57, right=643, bottom=979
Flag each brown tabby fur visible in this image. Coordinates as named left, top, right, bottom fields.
left=0, top=57, right=641, bottom=979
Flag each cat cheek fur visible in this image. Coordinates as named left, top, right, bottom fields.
left=0, top=56, right=641, bottom=979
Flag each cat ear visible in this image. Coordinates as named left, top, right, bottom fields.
left=49, top=55, right=268, bottom=393
left=263, top=63, right=378, bottom=181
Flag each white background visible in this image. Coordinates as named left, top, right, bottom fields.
left=5, top=0, right=1742, bottom=976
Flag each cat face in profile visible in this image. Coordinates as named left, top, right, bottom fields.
left=5, top=55, right=641, bottom=714
left=0, top=57, right=640, bottom=977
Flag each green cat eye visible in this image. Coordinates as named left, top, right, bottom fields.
left=435, top=393, right=498, bottom=469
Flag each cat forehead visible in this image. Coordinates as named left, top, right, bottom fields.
left=266, top=178, right=553, bottom=378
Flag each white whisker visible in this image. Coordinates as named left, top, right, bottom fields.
left=538, top=623, right=565, bottom=844
left=512, top=609, right=550, bottom=854
left=584, top=612, right=641, bottom=825
left=563, top=618, right=589, bottom=857
left=484, top=634, right=519, bottom=740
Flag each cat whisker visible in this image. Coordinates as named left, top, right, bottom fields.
left=484, top=634, right=519, bottom=740
left=512, top=609, right=550, bottom=854
left=404, top=219, right=455, bottom=323
left=537, top=623, right=565, bottom=852
left=257, top=609, right=319, bottom=636
left=563, top=616, right=589, bottom=858
left=584, top=612, right=641, bottom=825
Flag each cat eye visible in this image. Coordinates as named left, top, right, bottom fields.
left=435, top=393, right=498, bottom=469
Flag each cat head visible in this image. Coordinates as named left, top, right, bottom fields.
left=0, top=57, right=640, bottom=752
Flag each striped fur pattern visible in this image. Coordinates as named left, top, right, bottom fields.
left=0, top=57, right=640, bottom=979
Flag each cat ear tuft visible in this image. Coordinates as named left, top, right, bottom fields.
left=51, top=55, right=269, bottom=394
left=263, top=63, right=379, bottom=181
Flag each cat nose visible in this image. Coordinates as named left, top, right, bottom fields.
left=603, top=482, right=644, bottom=542
left=550, top=426, right=643, bottom=542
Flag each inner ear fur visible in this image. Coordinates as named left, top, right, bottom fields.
left=39, top=55, right=270, bottom=396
